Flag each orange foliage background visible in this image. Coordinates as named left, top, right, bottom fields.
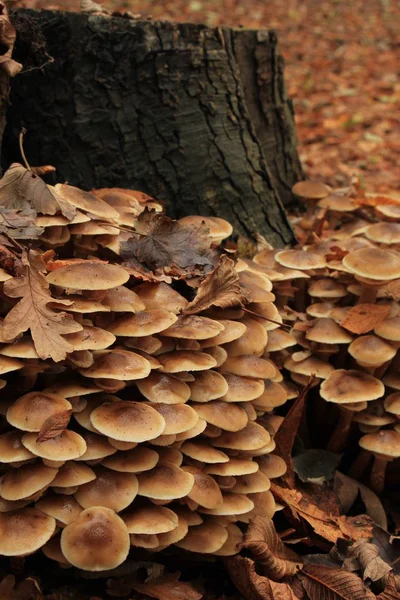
left=14, top=0, right=400, bottom=192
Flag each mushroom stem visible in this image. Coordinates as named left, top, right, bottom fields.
left=370, top=455, right=389, bottom=494
left=327, top=407, right=354, bottom=453
left=358, top=285, right=378, bottom=304
left=348, top=448, right=373, bottom=480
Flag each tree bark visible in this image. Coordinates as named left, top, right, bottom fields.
left=4, top=9, right=302, bottom=245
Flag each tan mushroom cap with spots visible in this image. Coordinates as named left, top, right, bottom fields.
left=384, top=393, right=400, bottom=416
left=157, top=350, right=217, bottom=373
left=343, top=248, right=400, bottom=281
left=205, top=459, right=259, bottom=476
left=75, top=467, right=138, bottom=512
left=183, top=466, right=223, bottom=509
left=6, top=391, right=72, bottom=432
left=0, top=431, right=35, bottom=463
left=101, top=285, right=145, bottom=313
left=137, top=372, right=190, bottom=404
left=90, top=401, right=165, bottom=443
left=252, top=381, right=288, bottom=411
left=22, top=430, right=87, bottom=461
left=162, top=315, right=224, bottom=340
left=35, top=494, right=82, bottom=525
left=191, top=401, right=248, bottom=432
left=79, top=349, right=151, bottom=381
left=137, top=462, right=194, bottom=500
left=284, top=355, right=334, bottom=379
left=0, top=463, right=59, bottom=501
left=188, top=371, right=229, bottom=402
left=147, top=403, right=199, bottom=435
left=51, top=462, right=96, bottom=488
left=63, top=326, right=116, bottom=351
left=47, top=262, right=129, bottom=290
left=61, top=506, right=130, bottom=571
left=359, top=429, right=400, bottom=458
left=176, top=520, right=228, bottom=553
left=275, top=249, right=327, bottom=271
left=224, top=318, right=268, bottom=357
left=180, top=441, right=229, bottom=464
left=305, top=318, right=353, bottom=344
left=201, top=320, right=247, bottom=348
left=213, top=421, right=270, bottom=451
left=102, top=446, right=159, bottom=473
left=133, top=282, right=188, bottom=314
left=320, top=369, right=385, bottom=404
left=348, top=335, right=396, bottom=366
left=222, top=355, right=276, bottom=380
left=0, top=508, right=56, bottom=556
left=220, top=374, right=265, bottom=402
left=122, top=505, right=178, bottom=534
left=257, top=454, right=287, bottom=479
left=374, top=316, right=400, bottom=341
left=55, top=184, right=120, bottom=219
left=308, top=278, right=348, bottom=298
left=75, top=432, right=117, bottom=461
left=200, top=493, right=254, bottom=516
left=108, top=310, right=178, bottom=337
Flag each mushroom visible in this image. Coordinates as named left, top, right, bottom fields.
left=359, top=429, right=400, bottom=493
left=0, top=508, right=56, bottom=556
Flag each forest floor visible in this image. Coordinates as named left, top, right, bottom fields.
left=14, top=0, right=400, bottom=193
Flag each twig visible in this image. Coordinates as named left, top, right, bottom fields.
left=19, top=128, right=31, bottom=171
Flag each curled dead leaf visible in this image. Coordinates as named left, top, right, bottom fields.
left=299, top=564, right=376, bottom=599
left=37, top=410, right=72, bottom=443
left=130, top=572, right=203, bottom=600
left=341, top=304, right=390, bottom=334
left=0, top=3, right=23, bottom=77
left=344, top=539, right=392, bottom=584
left=334, top=472, right=388, bottom=531
left=242, top=516, right=303, bottom=580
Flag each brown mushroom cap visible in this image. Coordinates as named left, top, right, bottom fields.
left=205, top=459, right=258, bottom=476
left=0, top=355, right=24, bottom=375
left=305, top=318, right=353, bottom=344
left=79, top=349, right=151, bottom=380
left=201, top=320, right=247, bottom=348
left=22, top=431, right=87, bottom=461
left=320, top=369, right=385, bottom=404
left=220, top=374, right=265, bottom=402
left=0, top=337, right=39, bottom=359
left=231, top=471, right=271, bottom=493
left=178, top=215, right=233, bottom=240
left=6, top=392, right=72, bottom=432
left=306, top=302, right=337, bottom=318
left=102, top=285, right=145, bottom=313
left=148, top=403, right=199, bottom=435
left=122, top=505, right=178, bottom=534
left=75, top=467, right=138, bottom=512
left=265, top=329, right=296, bottom=351
left=155, top=514, right=189, bottom=548
left=221, top=355, right=276, bottom=380
left=162, top=315, right=224, bottom=340
left=109, top=310, right=178, bottom=337
left=0, top=431, right=35, bottom=463
left=180, top=441, right=229, bottom=464
left=384, top=393, right=400, bottom=416
left=284, top=355, right=334, bottom=379
left=224, top=318, right=268, bottom=357
left=157, top=350, right=217, bottom=373
left=292, top=180, right=331, bottom=200
left=63, top=326, right=116, bottom=351
left=0, top=463, right=58, bottom=501
left=238, top=490, right=276, bottom=522
left=203, top=345, right=228, bottom=368
left=252, top=381, right=288, bottom=411
left=47, top=262, right=129, bottom=290
left=174, top=418, right=207, bottom=441
left=191, top=401, right=248, bottom=432
left=183, top=466, right=223, bottom=509
left=257, top=454, right=287, bottom=479
left=359, top=429, right=400, bottom=458
left=90, top=401, right=165, bottom=443
left=0, top=507, right=56, bottom=556
left=366, top=222, right=400, bottom=245
left=75, top=432, right=117, bottom=461
left=348, top=335, right=396, bottom=366
left=137, top=462, right=194, bottom=500
left=213, top=422, right=270, bottom=451
left=308, top=278, right=348, bottom=298
left=200, top=493, right=254, bottom=516
left=35, top=493, right=82, bottom=525
left=374, top=316, right=400, bottom=341
left=137, top=372, right=190, bottom=404
left=102, top=447, right=159, bottom=473
left=51, top=461, right=96, bottom=488
left=343, top=248, right=400, bottom=281
left=213, top=523, right=242, bottom=556
left=176, top=520, right=228, bottom=553
left=133, top=282, right=188, bottom=314
left=61, top=506, right=130, bottom=571
left=187, top=371, right=229, bottom=402
left=275, top=249, right=327, bottom=270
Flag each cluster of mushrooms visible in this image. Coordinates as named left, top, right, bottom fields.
left=0, top=177, right=289, bottom=571
left=254, top=180, right=400, bottom=494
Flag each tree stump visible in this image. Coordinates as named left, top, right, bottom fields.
left=4, top=9, right=302, bottom=245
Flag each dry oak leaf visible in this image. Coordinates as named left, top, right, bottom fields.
left=121, top=213, right=217, bottom=279
left=0, top=3, right=22, bottom=77
left=299, top=564, right=376, bottom=600
left=130, top=572, right=203, bottom=600
left=341, top=304, right=390, bottom=334
left=1, top=250, right=82, bottom=362
left=37, top=410, right=72, bottom=443
left=271, top=482, right=374, bottom=545
left=0, top=163, right=76, bottom=221
left=225, top=556, right=301, bottom=600
left=183, top=255, right=248, bottom=315
left=242, top=516, right=303, bottom=580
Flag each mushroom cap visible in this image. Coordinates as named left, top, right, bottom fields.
left=203, top=345, right=228, bottom=367
left=90, top=401, right=165, bottom=442
left=178, top=215, right=233, bottom=240
left=156, top=447, right=183, bottom=466
left=176, top=520, right=228, bottom=553
left=238, top=490, right=276, bottom=522
left=257, top=454, right=287, bottom=479
left=375, top=203, right=400, bottom=219
left=155, top=515, right=189, bottom=547
left=79, top=349, right=151, bottom=380
left=366, top=222, right=400, bottom=245
left=22, top=431, right=87, bottom=461
left=252, top=381, right=288, bottom=411
left=180, top=441, right=229, bottom=464
left=102, top=447, right=159, bottom=473
left=264, top=329, right=296, bottom=351
left=137, top=372, right=190, bottom=404
left=231, top=471, right=271, bottom=493
left=221, top=355, right=276, bottom=380
left=137, top=462, right=194, bottom=500
left=183, top=467, right=223, bottom=509
left=318, top=195, right=356, bottom=212
left=220, top=374, right=265, bottom=402
left=125, top=335, right=163, bottom=354
left=348, top=335, right=396, bottom=366
left=0, top=508, right=56, bottom=556
left=213, top=523, right=242, bottom=556
left=320, top=369, right=385, bottom=404
left=191, top=401, right=248, bottom=432
left=133, top=282, right=188, bottom=314
left=75, top=432, right=117, bottom=461
left=63, top=326, right=116, bottom=351
left=102, top=285, right=145, bottom=313
left=305, top=318, right=353, bottom=344
left=188, top=371, right=229, bottom=402
left=0, top=337, right=39, bottom=359
left=42, top=534, right=70, bottom=565
left=374, top=316, right=400, bottom=341
left=0, top=463, right=58, bottom=501
left=201, top=320, right=247, bottom=348
left=205, top=459, right=259, bottom=476
left=51, top=461, right=96, bottom=488
left=306, top=302, right=337, bottom=319
left=148, top=403, right=199, bottom=435
left=308, top=278, right=348, bottom=298
left=56, top=295, right=110, bottom=314
left=384, top=393, right=400, bottom=415
left=284, top=355, right=334, bottom=379
left=35, top=493, right=82, bottom=525
left=200, top=493, right=254, bottom=516
left=353, top=411, right=395, bottom=426
left=343, top=248, right=400, bottom=281
left=74, top=394, right=119, bottom=433
left=158, top=350, right=217, bottom=373
left=108, top=310, right=178, bottom=337
left=174, top=418, right=207, bottom=441
left=0, top=431, right=35, bottom=463
left=224, top=318, right=268, bottom=356
left=75, top=467, right=138, bottom=512
left=60, top=506, right=130, bottom=571
left=162, top=315, right=224, bottom=340
left=55, top=184, right=120, bottom=219
left=47, top=262, right=129, bottom=290
left=122, top=505, right=178, bottom=534
left=213, top=421, right=270, bottom=451
left=359, top=429, right=400, bottom=458
left=292, top=180, right=330, bottom=200
left=275, top=249, right=327, bottom=271
left=0, top=355, right=24, bottom=375
left=44, top=381, right=100, bottom=398
left=6, top=392, right=72, bottom=432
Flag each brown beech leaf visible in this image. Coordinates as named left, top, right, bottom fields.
left=0, top=163, right=76, bottom=221
left=0, top=3, right=23, bottom=77
left=377, top=573, right=400, bottom=600
left=121, top=213, right=217, bottom=279
left=37, top=410, right=72, bottom=443
left=242, top=517, right=303, bottom=580
left=271, top=482, right=374, bottom=545
left=130, top=572, right=202, bottom=600
left=225, top=556, right=301, bottom=600
left=299, top=564, right=376, bottom=600
left=183, top=255, right=248, bottom=315
left=2, top=250, right=82, bottom=362
left=341, top=304, right=390, bottom=334
left=274, top=376, right=315, bottom=488
left=334, top=472, right=387, bottom=530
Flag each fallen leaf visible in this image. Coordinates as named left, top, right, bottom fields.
left=130, top=572, right=203, bottom=600
left=377, top=573, right=400, bottom=600
left=299, top=564, right=376, bottom=599
left=0, top=242, right=23, bottom=274
left=0, top=163, right=76, bottom=221
left=225, top=556, right=301, bottom=600
left=0, top=575, right=15, bottom=598
left=122, top=254, right=172, bottom=283
left=37, top=410, right=72, bottom=443
left=0, top=3, right=23, bottom=77
left=344, top=539, right=392, bottom=584
left=274, top=376, right=314, bottom=488
left=341, top=304, right=390, bottom=334
left=293, top=449, right=341, bottom=485
left=242, top=517, right=303, bottom=580
left=30, top=165, right=56, bottom=176
left=0, top=207, right=44, bottom=239
left=183, top=256, right=248, bottom=314
left=121, top=213, right=217, bottom=279
left=325, top=246, right=349, bottom=261
left=334, top=472, right=387, bottom=530
left=2, top=249, right=82, bottom=361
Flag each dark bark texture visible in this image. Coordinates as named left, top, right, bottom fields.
left=4, top=9, right=302, bottom=245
